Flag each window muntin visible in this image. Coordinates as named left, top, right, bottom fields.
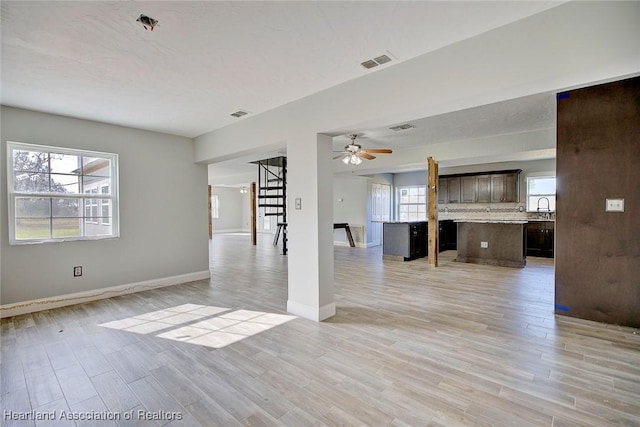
left=527, top=176, right=556, bottom=212
left=7, top=142, right=119, bottom=244
left=397, top=186, right=427, bottom=222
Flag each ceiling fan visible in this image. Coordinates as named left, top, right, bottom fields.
left=334, top=134, right=393, bottom=165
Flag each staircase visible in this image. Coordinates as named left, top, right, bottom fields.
left=252, top=156, right=287, bottom=254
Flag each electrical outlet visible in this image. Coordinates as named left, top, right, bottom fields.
left=480, top=241, right=489, bottom=249
left=605, top=198, right=624, bottom=212
left=73, top=266, right=82, bottom=277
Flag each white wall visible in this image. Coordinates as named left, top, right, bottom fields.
left=394, top=171, right=427, bottom=188
left=211, top=186, right=249, bottom=233
left=1, top=107, right=209, bottom=305
left=333, top=176, right=368, bottom=246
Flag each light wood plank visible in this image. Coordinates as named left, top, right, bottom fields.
left=1, top=234, right=639, bottom=427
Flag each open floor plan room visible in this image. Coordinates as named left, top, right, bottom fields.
left=2, top=234, right=639, bottom=427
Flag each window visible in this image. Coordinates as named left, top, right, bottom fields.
left=101, top=185, right=111, bottom=225
left=211, top=194, right=219, bottom=219
left=7, top=142, right=119, bottom=244
left=527, top=176, right=556, bottom=212
left=397, top=186, right=427, bottom=222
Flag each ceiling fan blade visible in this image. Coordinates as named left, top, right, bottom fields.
left=333, top=154, right=347, bottom=160
left=361, top=148, right=393, bottom=154
left=358, top=152, right=376, bottom=160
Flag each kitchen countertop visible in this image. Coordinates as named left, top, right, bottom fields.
left=454, top=220, right=528, bottom=224
left=379, top=221, right=427, bottom=224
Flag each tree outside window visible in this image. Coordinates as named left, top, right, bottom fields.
left=8, top=142, right=118, bottom=244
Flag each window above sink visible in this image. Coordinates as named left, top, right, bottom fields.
left=527, top=176, right=556, bottom=212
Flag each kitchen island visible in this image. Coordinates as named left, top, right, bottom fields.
left=382, top=221, right=427, bottom=261
left=455, top=220, right=527, bottom=268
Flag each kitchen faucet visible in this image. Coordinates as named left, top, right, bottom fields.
left=537, top=197, right=551, bottom=219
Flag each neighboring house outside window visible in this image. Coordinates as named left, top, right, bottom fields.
left=101, top=185, right=111, bottom=225
left=397, top=186, right=427, bottom=222
left=7, top=142, right=119, bottom=244
left=527, top=176, right=556, bottom=212
left=212, top=194, right=219, bottom=219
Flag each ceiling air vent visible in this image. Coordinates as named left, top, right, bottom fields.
left=374, top=54, right=392, bottom=65
left=230, top=110, right=249, bottom=118
left=361, top=59, right=378, bottom=69
left=360, top=53, right=394, bottom=70
left=389, top=123, right=415, bottom=132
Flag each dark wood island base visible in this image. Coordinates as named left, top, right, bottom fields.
left=455, top=221, right=527, bottom=268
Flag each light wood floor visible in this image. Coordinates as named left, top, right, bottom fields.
left=2, top=233, right=639, bottom=426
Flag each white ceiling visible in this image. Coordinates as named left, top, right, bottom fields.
left=207, top=91, right=557, bottom=184
left=2, top=1, right=562, bottom=139
left=332, top=91, right=556, bottom=149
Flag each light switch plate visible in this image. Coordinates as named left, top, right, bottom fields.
left=606, top=198, right=624, bottom=212
left=480, top=241, right=488, bottom=248
left=295, top=198, right=302, bottom=210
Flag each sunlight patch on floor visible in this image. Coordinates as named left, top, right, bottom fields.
left=99, top=304, right=296, bottom=349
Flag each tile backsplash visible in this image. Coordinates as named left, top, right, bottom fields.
left=438, top=203, right=555, bottom=221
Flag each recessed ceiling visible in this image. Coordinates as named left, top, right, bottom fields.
left=1, top=1, right=564, bottom=138
left=334, top=92, right=556, bottom=150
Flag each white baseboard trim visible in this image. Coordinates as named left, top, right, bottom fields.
left=287, top=300, right=336, bottom=322
left=213, top=228, right=245, bottom=234
left=333, top=241, right=377, bottom=249
left=0, top=270, right=211, bottom=319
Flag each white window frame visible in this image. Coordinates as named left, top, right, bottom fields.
left=7, top=142, right=119, bottom=244
left=526, top=176, right=556, bottom=212
left=397, top=185, right=427, bottom=222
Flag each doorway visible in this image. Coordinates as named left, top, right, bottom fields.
left=371, top=183, right=391, bottom=246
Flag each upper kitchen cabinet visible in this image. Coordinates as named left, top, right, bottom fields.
left=461, top=176, right=477, bottom=202
left=448, top=177, right=461, bottom=203
left=437, top=177, right=461, bottom=204
left=438, top=177, right=448, bottom=204
left=441, top=170, right=520, bottom=204
left=491, top=172, right=519, bottom=203
left=476, top=175, right=491, bottom=203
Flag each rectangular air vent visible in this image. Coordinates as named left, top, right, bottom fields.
left=389, top=123, right=415, bottom=132
left=374, top=54, right=392, bottom=65
left=230, top=110, right=248, bottom=118
left=360, top=53, right=394, bottom=70
left=361, top=59, right=378, bottom=69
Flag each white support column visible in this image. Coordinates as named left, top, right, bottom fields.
left=286, top=133, right=335, bottom=321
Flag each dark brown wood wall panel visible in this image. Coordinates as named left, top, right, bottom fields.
left=555, top=76, right=640, bottom=327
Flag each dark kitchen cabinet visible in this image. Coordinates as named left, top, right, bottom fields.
left=438, top=177, right=461, bottom=204
left=438, top=220, right=457, bottom=252
left=438, top=177, right=448, bottom=204
left=491, top=172, right=519, bottom=202
left=447, top=177, right=461, bottom=203
left=526, top=221, right=554, bottom=258
left=461, top=176, right=477, bottom=202
left=410, top=222, right=427, bottom=259
left=476, top=175, right=491, bottom=203
left=441, top=170, right=520, bottom=204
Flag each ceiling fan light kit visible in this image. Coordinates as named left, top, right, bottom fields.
left=335, top=134, right=392, bottom=166
left=342, top=154, right=363, bottom=165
